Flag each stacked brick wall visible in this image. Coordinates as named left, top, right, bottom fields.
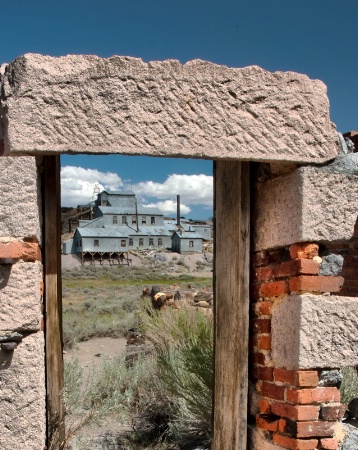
left=325, top=216, right=358, bottom=297
left=250, top=243, right=346, bottom=450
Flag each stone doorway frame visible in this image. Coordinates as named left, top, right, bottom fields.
left=0, top=53, right=340, bottom=450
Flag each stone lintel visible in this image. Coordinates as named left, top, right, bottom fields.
left=1, top=53, right=338, bottom=163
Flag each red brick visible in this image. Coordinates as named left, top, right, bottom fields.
left=271, top=401, right=319, bottom=421
left=0, top=241, right=41, bottom=262
left=273, top=433, right=318, bottom=450
left=320, top=403, right=346, bottom=421
left=320, top=437, right=339, bottom=449
left=261, top=280, right=288, bottom=298
left=256, top=414, right=279, bottom=432
left=253, top=265, right=274, bottom=282
left=289, top=276, right=344, bottom=294
left=256, top=334, right=271, bottom=350
left=252, top=251, right=270, bottom=268
left=252, top=351, right=267, bottom=365
left=274, top=259, right=320, bottom=279
left=289, top=243, right=319, bottom=259
left=286, top=387, right=340, bottom=405
left=274, top=369, right=318, bottom=387
left=295, top=371, right=319, bottom=388
left=295, top=421, right=336, bottom=438
left=258, top=398, right=271, bottom=414
left=274, top=368, right=296, bottom=385
left=253, top=260, right=315, bottom=282
left=262, top=381, right=285, bottom=400
left=253, top=366, right=273, bottom=381
left=251, top=281, right=288, bottom=300
left=254, top=301, right=272, bottom=316
left=278, top=418, right=287, bottom=433
left=251, top=318, right=271, bottom=333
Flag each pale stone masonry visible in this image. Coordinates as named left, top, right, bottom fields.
left=0, top=156, right=45, bottom=450
left=1, top=54, right=338, bottom=162
left=0, top=54, right=357, bottom=450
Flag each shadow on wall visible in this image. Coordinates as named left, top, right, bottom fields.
left=323, top=216, right=358, bottom=297
left=0, top=265, right=11, bottom=289
left=0, top=348, right=14, bottom=370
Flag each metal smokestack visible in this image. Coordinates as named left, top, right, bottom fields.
left=177, top=195, right=180, bottom=228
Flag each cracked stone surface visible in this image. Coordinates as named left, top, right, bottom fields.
left=0, top=261, right=42, bottom=331
left=272, top=294, right=358, bottom=369
left=254, top=166, right=358, bottom=250
left=0, top=332, right=46, bottom=450
left=1, top=53, right=338, bottom=163
left=0, top=156, right=41, bottom=242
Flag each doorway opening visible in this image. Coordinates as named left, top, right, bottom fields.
left=57, top=154, right=215, bottom=449
left=43, top=155, right=250, bottom=450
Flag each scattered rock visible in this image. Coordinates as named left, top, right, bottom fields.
left=319, top=369, right=343, bottom=387
left=340, top=421, right=358, bottom=450
left=319, top=254, right=344, bottom=276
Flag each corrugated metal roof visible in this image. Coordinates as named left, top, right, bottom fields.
left=80, top=217, right=103, bottom=228
left=77, top=228, right=129, bottom=238
left=98, top=205, right=162, bottom=215
left=77, top=225, right=171, bottom=238
left=173, top=231, right=204, bottom=239
left=131, top=226, right=171, bottom=236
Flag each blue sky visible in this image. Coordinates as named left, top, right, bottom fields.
left=2, top=0, right=357, bottom=218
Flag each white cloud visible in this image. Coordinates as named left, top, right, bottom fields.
left=144, top=200, right=191, bottom=215
left=131, top=174, right=213, bottom=207
left=61, top=166, right=123, bottom=206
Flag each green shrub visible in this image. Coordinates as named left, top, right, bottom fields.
left=140, top=303, right=213, bottom=446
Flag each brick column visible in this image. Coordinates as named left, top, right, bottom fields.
left=250, top=243, right=346, bottom=450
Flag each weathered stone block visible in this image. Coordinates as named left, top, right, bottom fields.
left=1, top=54, right=337, bottom=163
left=0, top=332, right=46, bottom=450
left=254, top=167, right=358, bottom=250
left=0, top=261, right=42, bottom=331
left=272, top=294, right=358, bottom=369
left=0, top=156, right=41, bottom=241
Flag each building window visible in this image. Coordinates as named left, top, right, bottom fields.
left=158, top=238, right=163, bottom=246
left=121, top=239, right=126, bottom=247
left=129, top=238, right=133, bottom=246
left=139, top=238, right=144, bottom=246
left=151, top=216, right=155, bottom=225
left=189, top=240, right=194, bottom=248
left=94, top=239, right=99, bottom=247
left=149, top=238, right=154, bottom=246
left=142, top=216, right=147, bottom=224
left=113, top=216, right=118, bottom=224
left=122, top=216, right=127, bottom=224
left=132, top=216, right=137, bottom=225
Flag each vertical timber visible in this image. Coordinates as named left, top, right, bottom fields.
left=213, top=161, right=250, bottom=450
left=44, top=156, right=65, bottom=445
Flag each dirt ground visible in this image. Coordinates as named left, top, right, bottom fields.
left=63, top=336, right=127, bottom=368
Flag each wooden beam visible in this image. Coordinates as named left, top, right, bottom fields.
left=43, top=156, right=65, bottom=445
left=213, top=161, right=250, bottom=450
